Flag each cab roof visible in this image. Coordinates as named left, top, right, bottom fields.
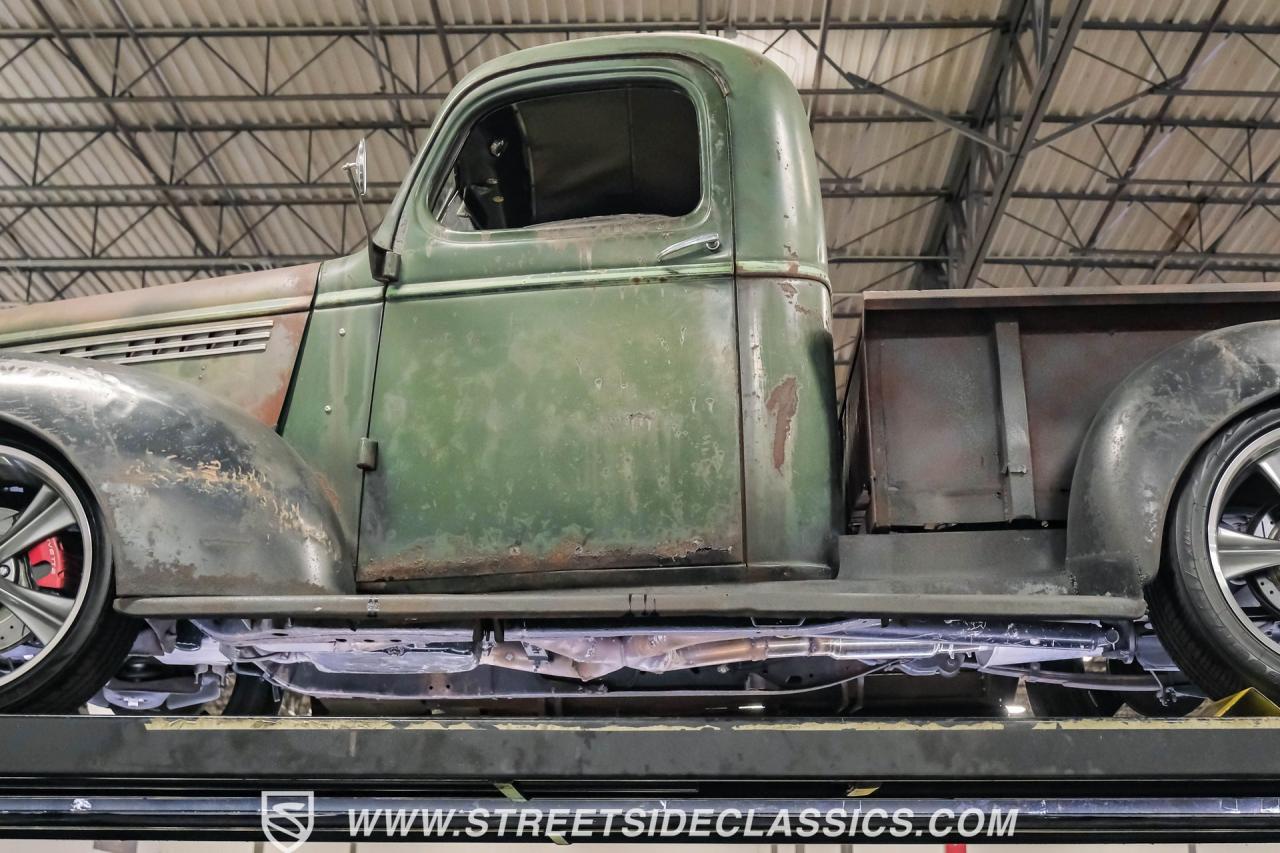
left=378, top=34, right=826, bottom=281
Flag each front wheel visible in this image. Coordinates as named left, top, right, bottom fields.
left=1151, top=407, right=1280, bottom=701
left=0, top=438, right=137, bottom=711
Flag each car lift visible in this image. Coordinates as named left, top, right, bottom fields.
left=0, top=714, right=1278, bottom=842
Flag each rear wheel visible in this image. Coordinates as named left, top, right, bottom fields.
left=0, top=439, right=137, bottom=711
left=1151, top=407, right=1280, bottom=701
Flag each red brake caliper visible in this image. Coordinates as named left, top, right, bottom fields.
left=29, top=537, right=70, bottom=591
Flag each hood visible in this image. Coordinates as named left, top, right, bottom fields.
left=0, top=264, right=319, bottom=347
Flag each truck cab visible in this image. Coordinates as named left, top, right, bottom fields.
left=289, top=35, right=841, bottom=591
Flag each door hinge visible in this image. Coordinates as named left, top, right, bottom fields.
left=357, top=437, right=379, bottom=471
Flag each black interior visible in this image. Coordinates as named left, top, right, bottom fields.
left=443, top=85, right=701, bottom=230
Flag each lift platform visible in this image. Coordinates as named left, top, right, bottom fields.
left=0, top=714, right=1278, bottom=842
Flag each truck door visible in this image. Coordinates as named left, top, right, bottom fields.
left=358, top=58, right=741, bottom=588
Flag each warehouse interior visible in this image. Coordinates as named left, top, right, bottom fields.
left=5, top=0, right=1280, bottom=848
left=5, top=0, right=1280, bottom=398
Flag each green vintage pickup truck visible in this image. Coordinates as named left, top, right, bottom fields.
left=0, top=33, right=1277, bottom=716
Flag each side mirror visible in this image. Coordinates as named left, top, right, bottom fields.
left=342, top=138, right=368, bottom=198
left=342, top=139, right=398, bottom=281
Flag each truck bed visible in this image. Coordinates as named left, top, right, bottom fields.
left=846, top=282, right=1280, bottom=529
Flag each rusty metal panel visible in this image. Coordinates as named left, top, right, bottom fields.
left=1019, top=326, right=1194, bottom=519
left=129, top=311, right=309, bottom=427
left=859, top=285, right=1280, bottom=527
left=993, top=320, right=1036, bottom=520
left=737, top=277, right=840, bottom=569
left=863, top=312, right=1004, bottom=527
left=0, top=355, right=352, bottom=597
left=358, top=279, right=744, bottom=583
left=0, top=264, right=320, bottom=428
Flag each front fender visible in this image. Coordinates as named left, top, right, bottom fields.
left=0, top=355, right=354, bottom=597
left=1066, top=321, right=1280, bottom=594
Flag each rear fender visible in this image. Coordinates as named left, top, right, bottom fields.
left=0, top=355, right=354, bottom=597
left=1066, top=321, right=1280, bottom=594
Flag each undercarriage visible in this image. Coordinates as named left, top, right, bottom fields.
left=90, top=613, right=1255, bottom=716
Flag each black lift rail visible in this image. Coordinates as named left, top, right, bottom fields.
left=0, top=715, right=1278, bottom=842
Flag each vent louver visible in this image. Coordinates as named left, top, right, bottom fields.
left=11, top=318, right=275, bottom=366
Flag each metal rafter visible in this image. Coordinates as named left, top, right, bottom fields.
left=910, top=0, right=1027, bottom=290
left=22, top=0, right=216, bottom=263
left=355, top=0, right=418, bottom=156
left=10, top=108, right=1280, bottom=134
left=7, top=19, right=1280, bottom=38
left=6, top=4, right=1280, bottom=308
left=1062, top=0, right=1231, bottom=286
left=13, top=249, right=1280, bottom=275
left=946, top=0, right=1091, bottom=289
left=103, top=0, right=270, bottom=259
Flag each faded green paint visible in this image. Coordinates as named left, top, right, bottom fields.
left=314, top=246, right=386, bottom=306
left=738, top=278, right=841, bottom=569
left=360, top=279, right=744, bottom=580
left=279, top=297, right=382, bottom=550
left=0, top=35, right=840, bottom=590
left=355, top=47, right=756, bottom=582
left=372, top=36, right=827, bottom=276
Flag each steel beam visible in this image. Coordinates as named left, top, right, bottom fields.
left=7, top=112, right=1280, bottom=134
left=7, top=187, right=1276, bottom=209
left=948, top=0, right=1091, bottom=289
left=1063, top=0, right=1231, bottom=286
left=1, top=256, right=325, bottom=272
left=5, top=19, right=1280, bottom=39
left=104, top=0, right=268, bottom=258
left=829, top=251, right=1280, bottom=273
left=10, top=250, right=1280, bottom=275
left=910, top=0, right=1027, bottom=290
left=23, top=0, right=217, bottom=261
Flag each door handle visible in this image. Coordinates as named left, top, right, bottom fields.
left=657, top=233, right=721, bottom=263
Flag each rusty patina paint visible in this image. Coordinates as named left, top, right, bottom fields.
left=142, top=310, right=310, bottom=428
left=358, top=280, right=744, bottom=582
left=364, top=537, right=736, bottom=583
left=0, top=264, right=320, bottom=429
left=279, top=253, right=384, bottom=550
left=0, top=264, right=317, bottom=343
left=0, top=355, right=352, bottom=597
left=737, top=277, right=841, bottom=571
left=855, top=285, right=1280, bottom=530
left=0, top=35, right=844, bottom=601
left=765, top=376, right=799, bottom=471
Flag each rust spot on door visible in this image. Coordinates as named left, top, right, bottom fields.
left=764, top=375, right=798, bottom=471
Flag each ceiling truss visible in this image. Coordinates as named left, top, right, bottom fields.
left=2, top=1, right=1279, bottom=399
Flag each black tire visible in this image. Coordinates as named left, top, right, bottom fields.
left=0, top=438, right=138, bottom=712
left=1151, top=406, right=1280, bottom=702
left=1024, top=662, right=1124, bottom=717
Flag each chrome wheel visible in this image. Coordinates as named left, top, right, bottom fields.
left=1206, top=430, right=1280, bottom=655
left=0, top=446, right=93, bottom=688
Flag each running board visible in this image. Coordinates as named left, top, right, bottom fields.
left=118, top=586, right=1143, bottom=621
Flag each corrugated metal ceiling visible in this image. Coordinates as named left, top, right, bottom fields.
left=3, top=0, right=1280, bottom=392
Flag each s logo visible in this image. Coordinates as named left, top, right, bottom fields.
left=261, top=790, right=315, bottom=853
